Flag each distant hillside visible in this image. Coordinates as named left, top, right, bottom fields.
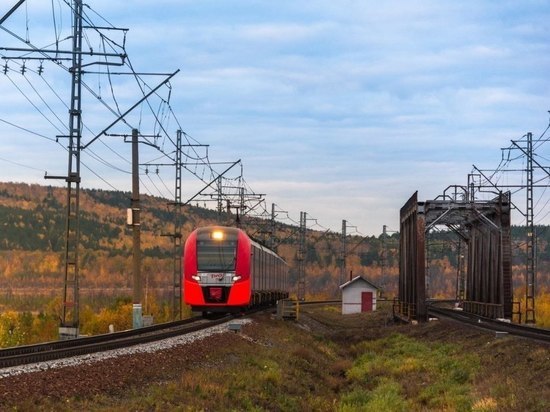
left=1, top=181, right=549, bottom=306
left=0, top=182, right=217, bottom=256
left=0, top=182, right=396, bottom=303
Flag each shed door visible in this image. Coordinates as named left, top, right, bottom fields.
left=361, top=291, right=373, bottom=312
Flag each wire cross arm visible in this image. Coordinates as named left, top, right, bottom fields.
left=0, top=46, right=126, bottom=59
left=0, top=0, right=26, bottom=25
left=82, top=69, right=180, bottom=150
left=511, top=140, right=550, bottom=179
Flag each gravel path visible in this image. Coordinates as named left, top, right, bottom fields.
left=0, top=318, right=252, bottom=406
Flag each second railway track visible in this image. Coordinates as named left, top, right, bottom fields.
left=428, top=306, right=550, bottom=344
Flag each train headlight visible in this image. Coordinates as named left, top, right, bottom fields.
left=232, top=275, right=241, bottom=282
left=192, top=275, right=200, bottom=282
left=211, top=230, right=224, bottom=241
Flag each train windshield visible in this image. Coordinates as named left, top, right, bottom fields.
left=197, top=239, right=237, bottom=272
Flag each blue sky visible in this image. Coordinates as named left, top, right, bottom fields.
left=0, top=1, right=549, bottom=235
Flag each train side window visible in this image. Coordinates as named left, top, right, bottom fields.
left=276, top=257, right=279, bottom=290
left=277, top=259, right=280, bottom=290
left=270, top=254, right=274, bottom=289
left=266, top=251, right=269, bottom=290
left=254, top=246, right=259, bottom=290
left=260, top=249, right=263, bottom=289
left=264, top=250, right=269, bottom=290
left=250, top=247, right=255, bottom=290
left=262, top=249, right=266, bottom=290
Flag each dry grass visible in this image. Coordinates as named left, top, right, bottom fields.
left=11, top=303, right=549, bottom=411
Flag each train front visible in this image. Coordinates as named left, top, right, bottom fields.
left=183, top=226, right=251, bottom=313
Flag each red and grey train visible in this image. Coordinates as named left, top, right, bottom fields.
left=183, top=226, right=289, bottom=313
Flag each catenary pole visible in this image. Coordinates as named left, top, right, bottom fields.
left=131, top=128, right=143, bottom=328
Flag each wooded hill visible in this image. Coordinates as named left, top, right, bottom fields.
left=0, top=182, right=548, bottom=309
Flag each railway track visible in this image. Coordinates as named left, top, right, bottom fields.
left=0, top=314, right=232, bottom=369
left=0, top=299, right=341, bottom=369
left=427, top=306, right=550, bottom=343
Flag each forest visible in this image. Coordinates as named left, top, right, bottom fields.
left=0, top=182, right=549, bottom=346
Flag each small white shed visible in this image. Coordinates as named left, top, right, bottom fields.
left=339, top=276, right=380, bottom=315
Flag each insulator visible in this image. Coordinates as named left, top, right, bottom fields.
left=3, top=63, right=8, bottom=75
left=20, top=61, right=26, bottom=75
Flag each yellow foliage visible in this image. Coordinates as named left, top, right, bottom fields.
left=80, top=303, right=133, bottom=335
left=37, top=254, right=60, bottom=274
left=30, top=315, right=58, bottom=344
left=514, top=290, right=550, bottom=327
left=46, top=296, right=63, bottom=323
left=534, top=291, right=550, bottom=328
left=0, top=310, right=19, bottom=333
left=0, top=311, right=28, bottom=347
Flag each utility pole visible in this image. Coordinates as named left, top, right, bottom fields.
left=46, top=0, right=84, bottom=340
left=263, top=203, right=289, bottom=252
left=160, top=130, right=187, bottom=320
left=149, top=136, right=212, bottom=320
left=297, top=211, right=307, bottom=300
left=381, top=225, right=388, bottom=294
left=60, top=0, right=83, bottom=339
left=2, top=1, right=177, bottom=337
left=130, top=129, right=143, bottom=328
left=525, top=132, right=536, bottom=324
left=239, top=187, right=245, bottom=225
left=473, top=129, right=548, bottom=324
left=217, top=176, right=223, bottom=216
left=381, top=225, right=397, bottom=296
left=171, top=130, right=183, bottom=320
left=455, top=239, right=466, bottom=301
left=509, top=132, right=537, bottom=324
left=269, top=203, right=276, bottom=251
left=340, top=220, right=347, bottom=285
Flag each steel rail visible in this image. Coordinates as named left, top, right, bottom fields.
left=0, top=315, right=232, bottom=368
left=300, top=300, right=341, bottom=306
left=0, top=300, right=343, bottom=368
left=427, top=306, right=550, bottom=343
left=0, top=315, right=203, bottom=358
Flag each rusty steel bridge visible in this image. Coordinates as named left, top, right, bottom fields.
left=398, top=187, right=513, bottom=322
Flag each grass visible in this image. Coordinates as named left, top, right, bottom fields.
left=4, top=304, right=549, bottom=411
left=57, top=315, right=343, bottom=411
left=341, top=333, right=479, bottom=411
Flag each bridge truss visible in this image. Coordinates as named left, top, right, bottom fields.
left=399, top=188, right=512, bottom=321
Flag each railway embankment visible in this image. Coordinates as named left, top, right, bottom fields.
left=0, top=303, right=548, bottom=411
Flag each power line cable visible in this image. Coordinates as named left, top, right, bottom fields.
left=145, top=173, right=165, bottom=198
left=5, top=64, right=135, bottom=175
left=156, top=172, right=173, bottom=197
left=5, top=72, right=66, bottom=135
left=0, top=155, right=46, bottom=173
left=0, top=25, right=71, bottom=72
left=81, top=158, right=122, bottom=192
left=21, top=72, right=66, bottom=130
left=83, top=148, right=130, bottom=174
left=0, top=118, right=57, bottom=142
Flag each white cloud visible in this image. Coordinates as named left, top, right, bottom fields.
left=238, top=22, right=331, bottom=43
left=1, top=1, right=550, bottom=235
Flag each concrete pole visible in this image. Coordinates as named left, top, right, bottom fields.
left=131, top=128, right=143, bottom=328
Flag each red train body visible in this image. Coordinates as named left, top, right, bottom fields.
left=183, top=226, right=289, bottom=313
